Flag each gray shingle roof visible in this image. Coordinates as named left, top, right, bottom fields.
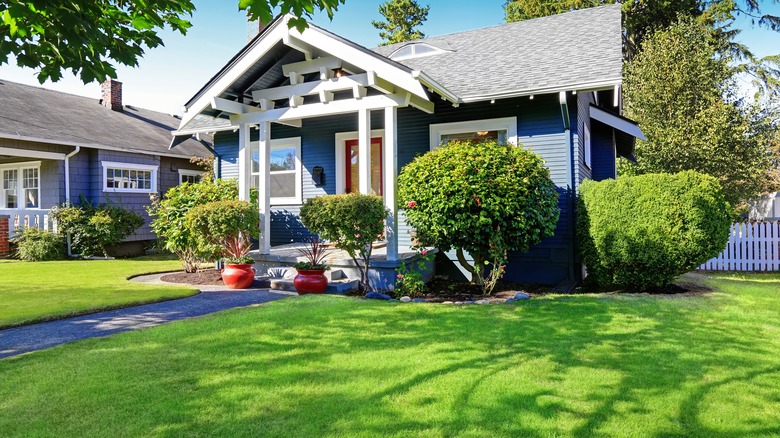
left=371, top=4, right=623, bottom=101
left=0, top=79, right=210, bottom=158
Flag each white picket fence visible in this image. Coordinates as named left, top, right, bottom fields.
left=700, top=221, right=780, bottom=271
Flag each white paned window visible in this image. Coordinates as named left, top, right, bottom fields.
left=102, top=161, right=158, bottom=193
left=389, top=43, right=448, bottom=61
left=584, top=122, right=592, bottom=169
left=429, top=117, right=518, bottom=150
left=178, top=169, right=204, bottom=185
left=251, top=137, right=302, bottom=205
left=0, top=162, right=40, bottom=209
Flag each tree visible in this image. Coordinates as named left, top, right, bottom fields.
left=621, top=18, right=775, bottom=210
left=0, top=0, right=346, bottom=84
left=371, top=0, right=429, bottom=46
left=397, top=140, right=560, bottom=295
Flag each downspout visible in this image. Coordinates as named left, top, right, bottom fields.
left=64, top=146, right=80, bottom=257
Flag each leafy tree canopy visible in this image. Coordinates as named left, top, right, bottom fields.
left=621, top=18, right=777, bottom=210
left=0, top=0, right=346, bottom=84
left=371, top=0, right=429, bottom=46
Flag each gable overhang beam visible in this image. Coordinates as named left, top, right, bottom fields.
left=411, top=70, right=461, bottom=107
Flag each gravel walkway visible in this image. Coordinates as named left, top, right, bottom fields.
left=0, top=274, right=294, bottom=360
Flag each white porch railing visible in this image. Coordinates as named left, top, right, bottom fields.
left=0, top=209, right=57, bottom=238
left=699, top=221, right=780, bottom=271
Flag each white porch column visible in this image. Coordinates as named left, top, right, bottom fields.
left=257, top=121, right=272, bottom=255
left=384, top=106, right=399, bottom=261
left=358, top=108, right=371, bottom=194
left=237, top=123, right=251, bottom=201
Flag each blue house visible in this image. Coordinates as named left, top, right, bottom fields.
left=0, top=79, right=211, bottom=255
left=171, top=5, right=644, bottom=289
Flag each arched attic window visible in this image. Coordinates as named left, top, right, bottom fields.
left=389, top=43, right=447, bottom=61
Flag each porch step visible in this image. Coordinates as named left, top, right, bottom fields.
left=267, top=277, right=359, bottom=295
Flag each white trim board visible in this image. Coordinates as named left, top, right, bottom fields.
left=251, top=137, right=303, bottom=206
left=589, top=106, right=646, bottom=141
left=101, top=161, right=159, bottom=194
left=334, top=129, right=384, bottom=195
left=0, top=146, right=66, bottom=161
left=429, top=117, right=518, bottom=149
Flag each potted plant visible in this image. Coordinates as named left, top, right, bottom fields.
left=185, top=200, right=260, bottom=290
left=221, top=234, right=256, bottom=289
left=293, top=237, right=331, bottom=294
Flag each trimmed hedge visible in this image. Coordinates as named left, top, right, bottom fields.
left=578, top=171, right=731, bottom=290
left=185, top=200, right=260, bottom=264
left=13, top=227, right=66, bottom=261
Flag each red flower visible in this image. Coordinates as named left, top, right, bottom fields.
left=407, top=200, right=417, bottom=208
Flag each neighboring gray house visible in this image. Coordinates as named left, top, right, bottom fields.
left=0, top=79, right=211, bottom=252
left=172, top=5, right=644, bottom=288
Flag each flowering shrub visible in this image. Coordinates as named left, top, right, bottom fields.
left=398, top=140, right=559, bottom=295
left=185, top=200, right=260, bottom=265
left=53, top=197, right=143, bottom=257
left=394, top=248, right=433, bottom=298
left=300, top=193, right=387, bottom=293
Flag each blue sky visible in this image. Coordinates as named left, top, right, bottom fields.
left=0, top=0, right=777, bottom=115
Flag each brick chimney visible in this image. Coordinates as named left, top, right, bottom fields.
left=246, top=16, right=268, bottom=42
left=101, top=78, right=123, bottom=112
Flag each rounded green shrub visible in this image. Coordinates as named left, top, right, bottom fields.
left=578, top=171, right=731, bottom=290
left=185, top=200, right=260, bottom=264
left=53, top=199, right=143, bottom=257
left=13, top=227, right=66, bottom=261
left=300, top=193, right=387, bottom=292
left=397, top=140, right=560, bottom=293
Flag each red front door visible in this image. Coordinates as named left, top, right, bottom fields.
left=345, top=137, right=383, bottom=195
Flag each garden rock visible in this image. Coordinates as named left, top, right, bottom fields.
left=475, top=299, right=490, bottom=304
left=442, top=301, right=454, bottom=304
left=365, top=292, right=392, bottom=301
left=400, top=296, right=412, bottom=303
left=412, top=298, right=426, bottom=303
left=464, top=301, right=475, bottom=304
left=505, top=298, right=517, bottom=303
left=514, top=292, right=531, bottom=300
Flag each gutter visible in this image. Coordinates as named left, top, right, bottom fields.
left=63, top=146, right=80, bottom=257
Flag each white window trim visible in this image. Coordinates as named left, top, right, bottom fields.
left=334, top=129, right=385, bottom=195
left=0, top=161, right=41, bottom=209
left=252, top=137, right=302, bottom=206
left=178, top=169, right=205, bottom=185
left=584, top=122, right=592, bottom=170
left=429, top=117, right=518, bottom=150
left=101, top=161, right=159, bottom=194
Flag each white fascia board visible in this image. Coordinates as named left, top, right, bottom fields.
left=412, top=70, right=460, bottom=104
left=229, top=93, right=410, bottom=125
left=589, top=106, right=647, bottom=141
left=178, top=17, right=291, bottom=130
left=0, top=146, right=66, bottom=160
left=172, top=126, right=237, bottom=137
left=286, top=30, right=430, bottom=101
left=459, top=78, right=624, bottom=103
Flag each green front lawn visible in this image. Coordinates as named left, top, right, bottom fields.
left=1, top=273, right=779, bottom=436
left=0, top=256, right=197, bottom=328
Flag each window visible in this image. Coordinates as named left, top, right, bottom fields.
left=429, top=117, right=518, bottom=150
left=178, top=169, right=204, bottom=185
left=251, top=137, right=302, bottom=205
left=583, top=122, right=592, bottom=169
left=389, top=43, right=448, bottom=61
left=102, top=161, right=158, bottom=193
left=0, top=161, right=40, bottom=209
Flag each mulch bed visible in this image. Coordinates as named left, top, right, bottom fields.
left=160, top=270, right=224, bottom=286
left=414, top=279, right=547, bottom=303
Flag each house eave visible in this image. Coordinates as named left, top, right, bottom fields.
left=458, top=78, right=623, bottom=103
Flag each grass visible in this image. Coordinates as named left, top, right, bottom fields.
left=0, top=255, right=197, bottom=328
left=1, top=272, right=779, bottom=437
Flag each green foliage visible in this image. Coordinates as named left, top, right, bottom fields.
left=372, top=0, right=429, bottom=46
left=147, top=179, right=251, bottom=272
left=394, top=249, right=433, bottom=298
left=300, top=194, right=387, bottom=292
left=293, top=238, right=331, bottom=271
left=578, top=171, right=731, bottom=290
left=12, top=227, right=65, bottom=262
left=0, top=0, right=194, bottom=83
left=185, top=200, right=260, bottom=265
left=622, top=18, right=776, bottom=210
left=397, top=140, right=559, bottom=295
left=54, top=198, right=144, bottom=257
left=0, top=0, right=346, bottom=84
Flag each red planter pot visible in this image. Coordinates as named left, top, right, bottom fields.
left=294, top=269, right=328, bottom=294
left=222, top=264, right=256, bottom=289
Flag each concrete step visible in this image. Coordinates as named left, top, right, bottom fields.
left=267, top=277, right=359, bottom=295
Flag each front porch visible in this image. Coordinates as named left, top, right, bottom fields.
left=251, top=243, right=436, bottom=292
left=0, top=209, right=56, bottom=238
